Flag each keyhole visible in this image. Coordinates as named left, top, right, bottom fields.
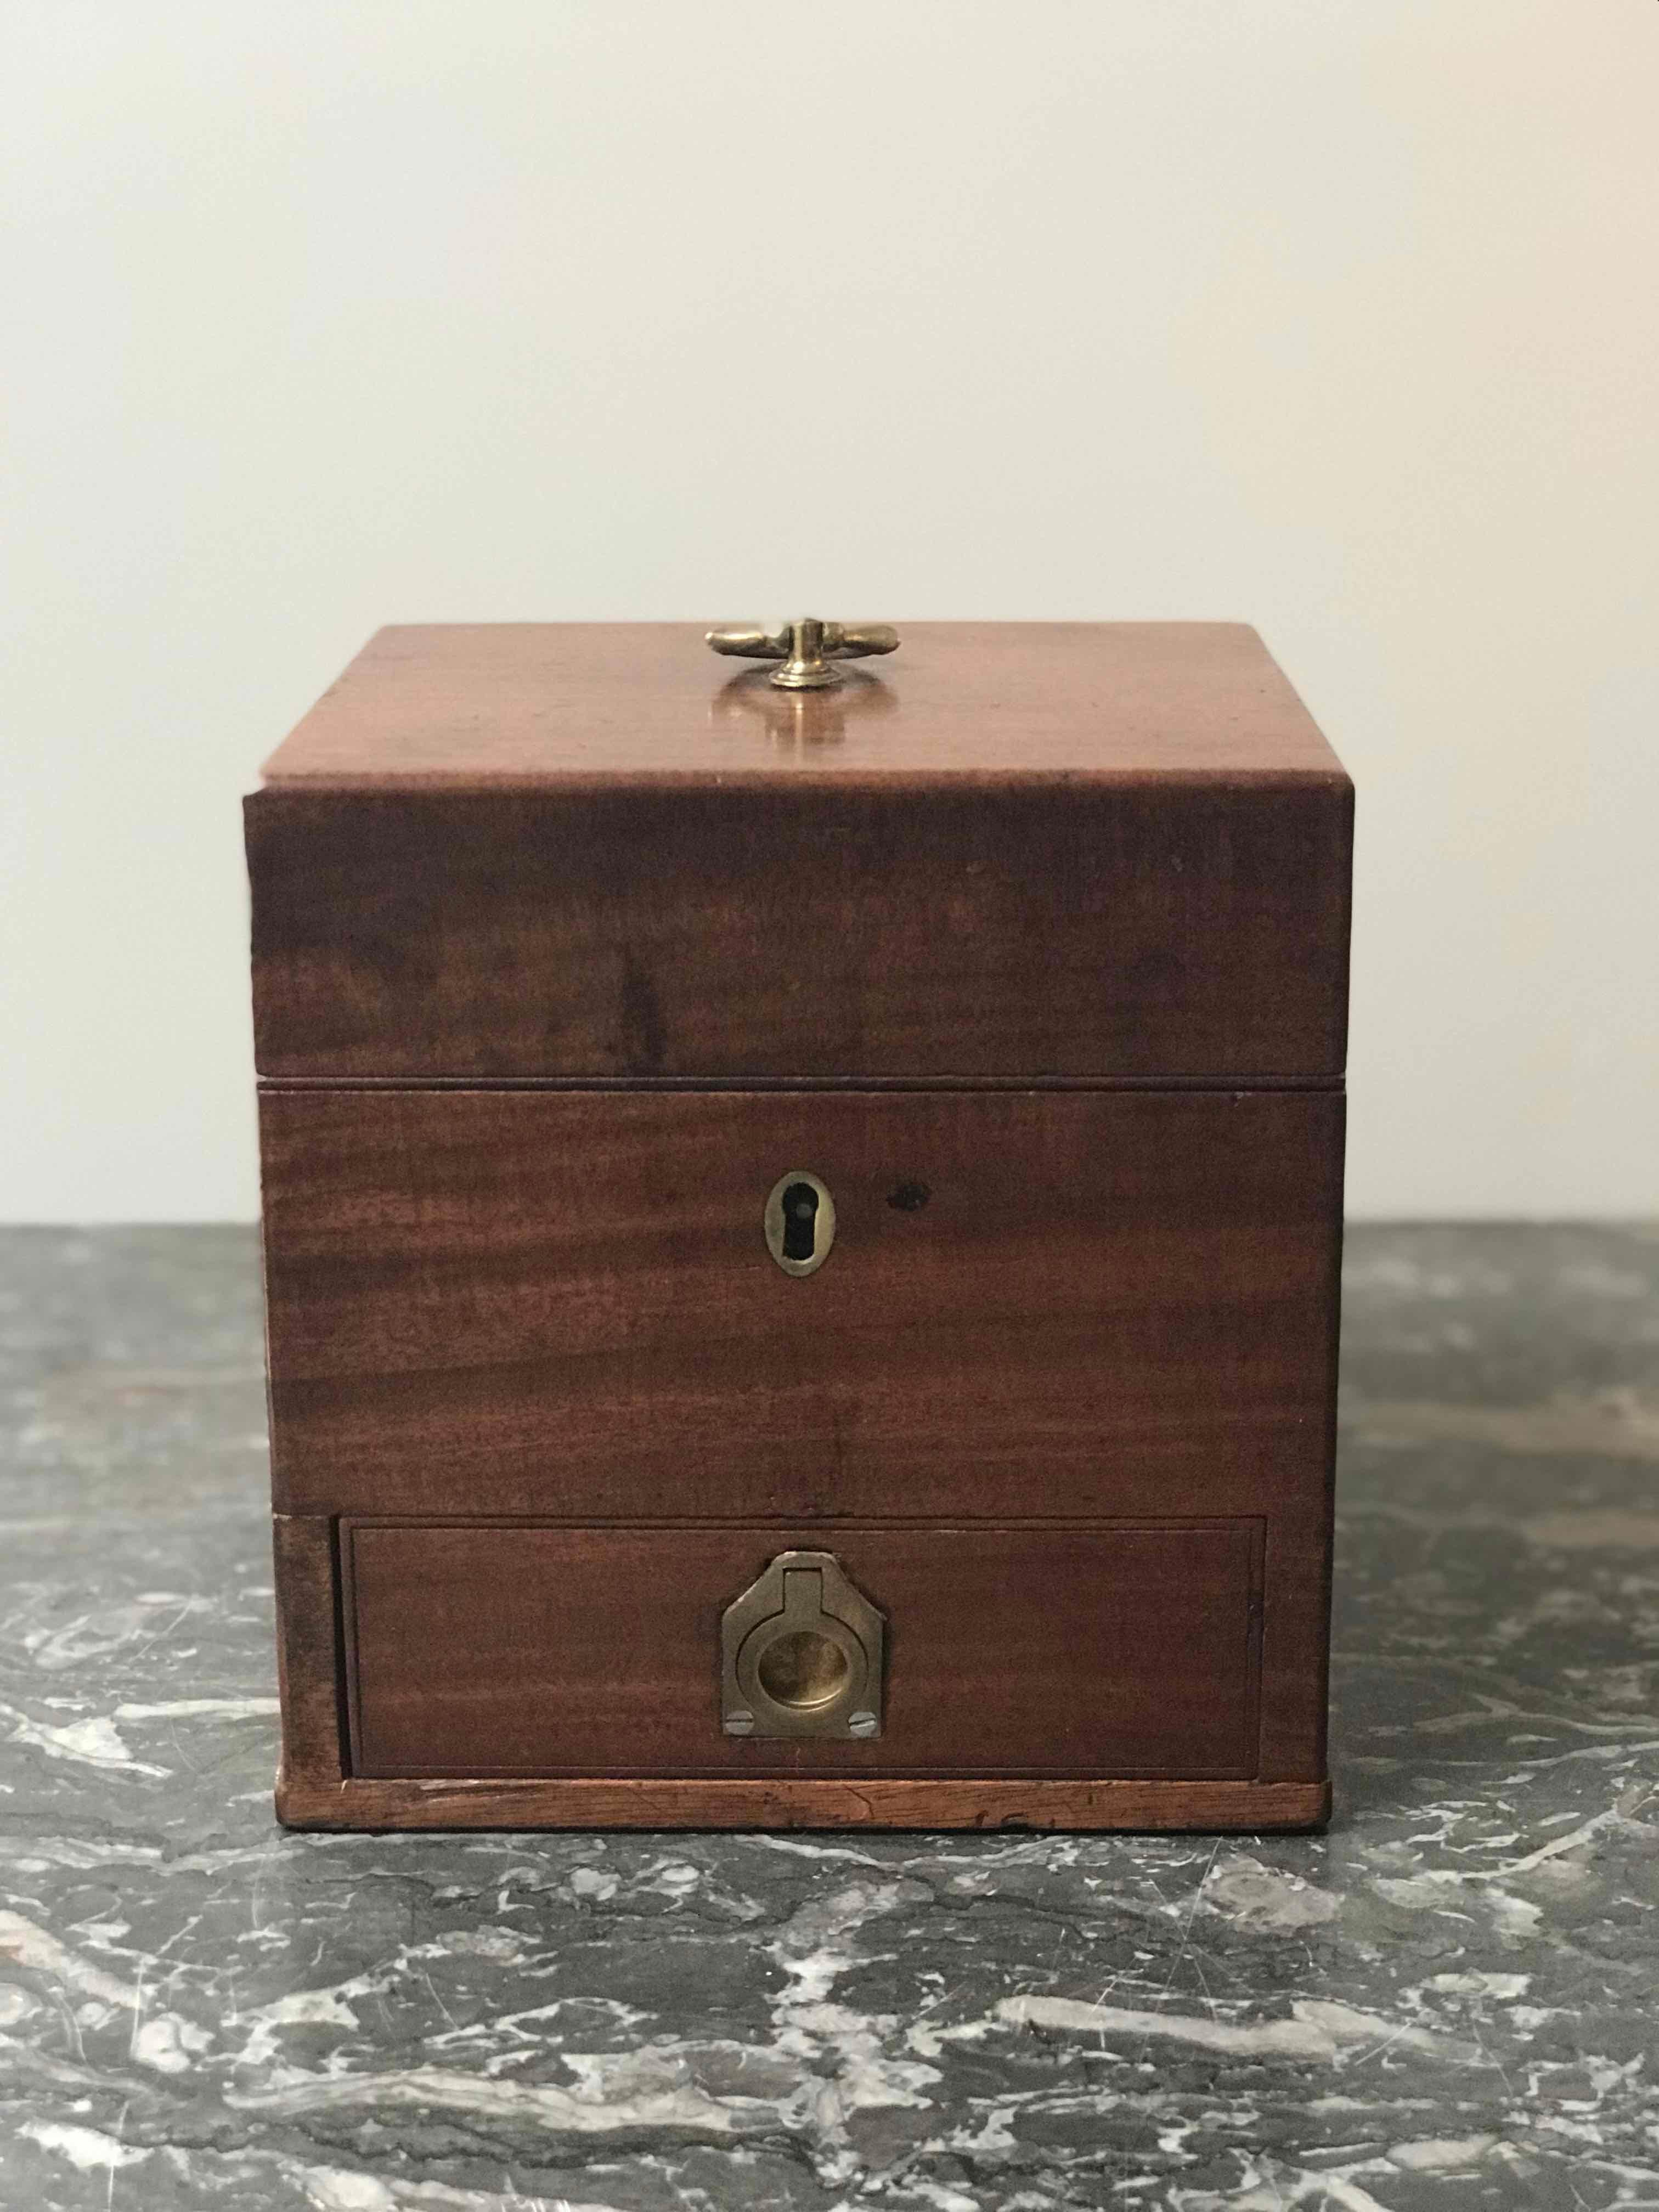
left=781, top=1181, right=819, bottom=1262
left=764, top=1170, right=836, bottom=1276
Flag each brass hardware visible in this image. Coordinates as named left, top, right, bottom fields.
left=764, top=1170, right=836, bottom=1277
left=706, top=617, right=899, bottom=691
left=721, top=1551, right=885, bottom=1740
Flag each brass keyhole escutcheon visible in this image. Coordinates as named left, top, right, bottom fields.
left=721, top=1552, right=885, bottom=1740
left=764, top=1170, right=835, bottom=1277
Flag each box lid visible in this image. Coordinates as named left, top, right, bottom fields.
left=260, top=622, right=1345, bottom=787
left=247, top=622, right=1351, bottom=1081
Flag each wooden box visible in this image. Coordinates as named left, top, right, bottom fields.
left=248, top=621, right=1351, bottom=1831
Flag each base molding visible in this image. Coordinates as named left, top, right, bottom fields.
left=276, top=1769, right=1330, bottom=1833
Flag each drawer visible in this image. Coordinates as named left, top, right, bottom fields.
left=341, top=1520, right=1265, bottom=1779
left=261, top=1085, right=1342, bottom=1522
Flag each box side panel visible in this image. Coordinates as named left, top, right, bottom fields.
left=246, top=781, right=1352, bottom=1080
left=1259, top=1086, right=1344, bottom=1783
left=259, top=1085, right=1342, bottom=1533
left=271, top=1513, right=346, bottom=1818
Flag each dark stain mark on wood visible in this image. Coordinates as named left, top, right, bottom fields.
left=888, top=1180, right=933, bottom=1212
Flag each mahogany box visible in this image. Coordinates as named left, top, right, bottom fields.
left=247, top=620, right=1352, bottom=1831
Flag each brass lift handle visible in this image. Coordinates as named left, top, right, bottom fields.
left=707, top=617, right=900, bottom=691
left=720, top=1550, right=886, bottom=1740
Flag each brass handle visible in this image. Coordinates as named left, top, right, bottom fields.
left=720, top=1551, right=885, bottom=1740
left=707, top=616, right=899, bottom=691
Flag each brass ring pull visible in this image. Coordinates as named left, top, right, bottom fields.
left=720, top=1551, right=886, bottom=1740
left=706, top=616, right=899, bottom=691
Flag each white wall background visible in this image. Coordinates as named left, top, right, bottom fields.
left=3, top=1, right=1655, bottom=1222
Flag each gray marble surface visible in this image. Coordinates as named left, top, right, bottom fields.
left=2, top=1225, right=1657, bottom=2210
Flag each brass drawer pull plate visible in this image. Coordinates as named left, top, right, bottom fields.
left=721, top=1551, right=885, bottom=1741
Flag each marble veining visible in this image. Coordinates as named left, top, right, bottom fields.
left=2, top=1224, right=1657, bottom=2209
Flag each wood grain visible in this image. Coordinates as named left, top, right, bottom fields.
left=247, top=625, right=1351, bottom=1081
left=341, top=1520, right=1264, bottom=1780
left=272, top=1513, right=345, bottom=1798
left=262, top=1087, right=1338, bottom=1802
left=259, top=1086, right=1344, bottom=1539
left=259, top=622, right=1350, bottom=785
left=274, top=1771, right=1331, bottom=1833
left=248, top=781, right=1351, bottom=1082
left=254, top=622, right=1349, bottom=1831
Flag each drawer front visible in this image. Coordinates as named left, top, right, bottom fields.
left=341, top=1520, right=1264, bottom=1779
left=261, top=1085, right=1342, bottom=1525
